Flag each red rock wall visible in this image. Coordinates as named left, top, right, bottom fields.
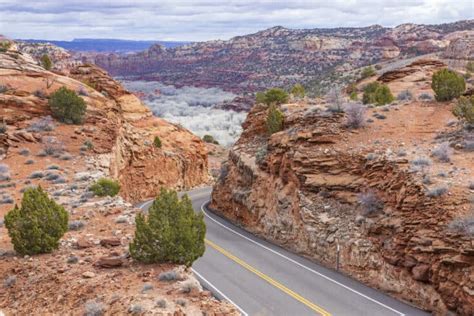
left=211, top=104, right=474, bottom=315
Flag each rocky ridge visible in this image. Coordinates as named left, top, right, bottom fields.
left=94, top=20, right=474, bottom=94
left=0, top=42, right=234, bottom=314
left=211, top=61, right=474, bottom=315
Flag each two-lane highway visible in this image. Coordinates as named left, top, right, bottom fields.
left=140, top=187, right=429, bottom=316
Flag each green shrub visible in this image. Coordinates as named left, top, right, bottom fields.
left=129, top=188, right=205, bottom=266
left=362, top=82, right=394, bottom=106
left=153, top=136, right=162, bottom=148
left=374, top=85, right=394, bottom=105
left=256, top=88, right=289, bottom=106
left=90, top=178, right=120, bottom=197
left=202, top=134, right=219, bottom=144
left=431, top=69, right=466, bottom=101
left=266, top=104, right=284, bottom=134
left=360, top=66, right=376, bottom=79
left=4, top=187, right=68, bottom=255
left=453, top=96, right=474, bottom=127
left=291, top=83, right=305, bottom=99
left=349, top=91, right=358, bottom=101
left=49, top=87, right=86, bottom=124
left=466, top=61, right=474, bottom=72
left=40, top=54, right=53, bottom=70
left=0, top=41, right=11, bottom=52
left=255, top=92, right=266, bottom=104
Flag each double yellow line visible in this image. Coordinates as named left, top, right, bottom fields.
left=205, top=239, right=331, bottom=316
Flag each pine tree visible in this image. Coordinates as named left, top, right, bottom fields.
left=41, top=54, right=53, bottom=70
left=153, top=136, right=162, bottom=148
left=129, top=188, right=205, bottom=266
left=266, top=104, right=284, bottom=134
left=4, top=187, right=68, bottom=255
left=49, top=87, right=86, bottom=124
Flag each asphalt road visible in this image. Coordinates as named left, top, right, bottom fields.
left=139, top=187, right=430, bottom=316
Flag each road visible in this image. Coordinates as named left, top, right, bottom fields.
left=139, top=187, right=429, bottom=316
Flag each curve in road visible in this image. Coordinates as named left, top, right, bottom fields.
left=139, top=187, right=429, bottom=316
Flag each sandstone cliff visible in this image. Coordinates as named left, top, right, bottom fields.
left=94, top=20, right=474, bottom=94
left=0, top=47, right=209, bottom=202
left=0, top=43, right=231, bottom=315
left=211, top=63, right=474, bottom=315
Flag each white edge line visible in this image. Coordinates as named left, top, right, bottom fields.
left=192, top=268, right=249, bottom=316
left=138, top=199, right=248, bottom=316
left=201, top=201, right=406, bottom=316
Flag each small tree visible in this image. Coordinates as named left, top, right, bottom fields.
left=90, top=178, right=120, bottom=197
left=362, top=82, right=380, bottom=104
left=349, top=91, right=358, bottom=101
left=453, top=96, right=474, bottom=128
left=4, top=187, right=68, bottom=255
left=255, top=92, right=266, bottom=104
left=291, top=83, right=305, bottom=99
left=202, top=134, right=219, bottom=144
left=40, top=54, right=53, bottom=70
left=129, top=188, right=206, bottom=266
left=431, top=69, right=466, bottom=101
left=154, top=136, right=162, bottom=148
left=362, top=82, right=394, bottom=106
left=266, top=104, right=284, bottom=134
left=374, top=85, right=394, bottom=105
left=0, top=41, right=11, bottom=52
left=259, top=88, right=289, bottom=106
left=360, top=66, right=376, bottom=79
left=49, top=87, right=86, bottom=124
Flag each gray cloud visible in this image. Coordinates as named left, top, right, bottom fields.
left=0, top=0, right=472, bottom=41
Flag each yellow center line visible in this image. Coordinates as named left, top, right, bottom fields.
left=205, top=238, right=332, bottom=316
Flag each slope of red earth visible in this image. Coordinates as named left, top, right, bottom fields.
left=0, top=43, right=236, bottom=315
left=211, top=58, right=473, bottom=315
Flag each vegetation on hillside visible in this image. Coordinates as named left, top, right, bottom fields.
left=129, top=188, right=206, bottom=266
left=90, top=178, right=120, bottom=197
left=49, top=87, right=86, bottom=124
left=291, top=83, right=305, bottom=99
left=431, top=69, right=465, bottom=101
left=453, top=96, right=474, bottom=128
left=153, top=136, right=162, bottom=148
left=202, top=134, right=219, bottom=144
left=0, top=41, right=11, bottom=52
left=256, top=88, right=289, bottom=106
left=266, top=104, right=284, bottom=134
left=362, top=82, right=394, bottom=106
left=41, top=54, right=53, bottom=70
left=4, top=187, right=68, bottom=255
left=360, top=66, right=376, bottom=79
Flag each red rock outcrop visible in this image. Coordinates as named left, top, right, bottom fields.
left=0, top=47, right=209, bottom=203
left=93, top=20, right=473, bottom=95
left=211, top=100, right=474, bottom=315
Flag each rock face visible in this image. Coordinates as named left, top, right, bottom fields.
left=211, top=99, right=474, bottom=315
left=443, top=32, right=474, bottom=60
left=0, top=46, right=209, bottom=203
left=94, top=20, right=473, bottom=94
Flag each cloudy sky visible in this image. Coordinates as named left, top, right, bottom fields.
left=0, top=0, right=472, bottom=41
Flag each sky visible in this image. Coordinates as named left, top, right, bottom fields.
left=0, top=0, right=472, bottom=41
